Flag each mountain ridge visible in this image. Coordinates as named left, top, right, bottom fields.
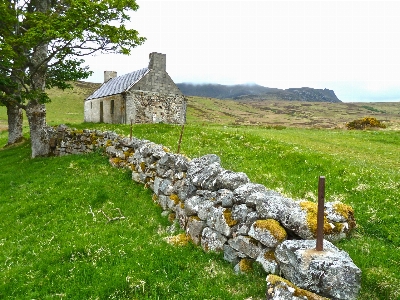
left=176, top=83, right=341, bottom=103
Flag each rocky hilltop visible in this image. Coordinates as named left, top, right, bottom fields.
left=177, top=83, right=341, bottom=103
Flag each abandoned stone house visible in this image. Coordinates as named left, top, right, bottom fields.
left=84, top=52, right=186, bottom=124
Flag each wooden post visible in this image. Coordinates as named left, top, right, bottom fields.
left=130, top=119, right=133, bottom=141
left=177, top=124, right=185, bottom=154
left=316, top=176, right=325, bottom=251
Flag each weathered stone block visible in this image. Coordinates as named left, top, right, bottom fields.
left=275, top=240, right=361, bottom=300
left=214, top=170, right=250, bottom=191
left=248, top=219, right=287, bottom=247
left=266, top=275, right=329, bottom=300
left=207, top=207, right=234, bottom=237
left=256, top=249, right=279, bottom=274
left=218, top=189, right=234, bottom=207
left=233, top=183, right=268, bottom=205
left=201, top=227, right=227, bottom=252
left=228, top=235, right=263, bottom=259
left=186, top=216, right=205, bottom=245
left=223, top=244, right=246, bottom=265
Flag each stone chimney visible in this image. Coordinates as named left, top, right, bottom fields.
left=104, top=71, right=117, bottom=83
left=148, top=52, right=166, bottom=72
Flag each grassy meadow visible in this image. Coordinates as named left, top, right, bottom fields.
left=1, top=84, right=400, bottom=299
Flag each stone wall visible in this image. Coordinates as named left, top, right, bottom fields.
left=48, top=125, right=359, bottom=299
left=126, top=91, right=187, bottom=124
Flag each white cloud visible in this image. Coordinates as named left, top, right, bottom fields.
left=84, top=0, right=400, bottom=102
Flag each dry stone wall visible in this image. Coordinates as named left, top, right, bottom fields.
left=48, top=125, right=360, bottom=300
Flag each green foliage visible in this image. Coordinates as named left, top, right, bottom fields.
left=361, top=105, right=386, bottom=114
left=346, top=117, right=386, bottom=130
left=0, top=0, right=145, bottom=106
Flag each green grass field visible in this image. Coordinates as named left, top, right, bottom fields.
left=1, top=85, right=400, bottom=299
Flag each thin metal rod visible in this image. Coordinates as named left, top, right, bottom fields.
left=177, top=124, right=185, bottom=154
left=316, top=176, right=325, bottom=251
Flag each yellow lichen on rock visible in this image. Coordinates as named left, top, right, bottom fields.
left=223, top=209, right=238, bottom=227
left=254, top=219, right=287, bottom=241
left=267, top=275, right=330, bottom=300
left=169, top=194, right=180, bottom=205
left=300, top=201, right=332, bottom=237
left=238, top=258, right=253, bottom=273
left=263, top=250, right=276, bottom=261
left=333, top=202, right=354, bottom=219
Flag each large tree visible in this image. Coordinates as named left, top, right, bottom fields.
left=0, top=0, right=145, bottom=157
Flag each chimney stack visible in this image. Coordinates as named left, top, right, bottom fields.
left=148, top=52, right=166, bottom=72
left=104, top=71, right=117, bottom=83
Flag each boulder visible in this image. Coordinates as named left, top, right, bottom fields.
left=275, top=239, right=361, bottom=300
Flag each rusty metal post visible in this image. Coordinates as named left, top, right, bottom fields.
left=177, top=124, right=185, bottom=154
left=130, top=119, right=133, bottom=141
left=316, top=176, right=325, bottom=251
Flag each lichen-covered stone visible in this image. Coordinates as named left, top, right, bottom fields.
left=218, top=189, right=234, bottom=207
left=257, top=195, right=315, bottom=239
left=228, top=235, right=263, bottom=259
left=158, top=178, right=174, bottom=196
left=206, top=206, right=233, bottom=237
left=233, top=183, right=268, bottom=205
left=248, top=219, right=287, bottom=247
left=231, top=204, right=250, bottom=224
left=214, top=170, right=250, bottom=191
left=266, top=275, right=330, bottom=300
left=186, top=216, right=205, bottom=245
left=201, top=227, right=227, bottom=252
left=256, top=249, right=279, bottom=275
left=234, top=258, right=254, bottom=274
left=275, top=240, right=361, bottom=300
left=191, top=162, right=223, bottom=190
left=223, top=244, right=246, bottom=265
left=184, top=195, right=210, bottom=217
left=176, top=178, right=197, bottom=201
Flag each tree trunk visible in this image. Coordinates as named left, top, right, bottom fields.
left=26, top=100, right=50, bottom=158
left=6, top=103, right=24, bottom=145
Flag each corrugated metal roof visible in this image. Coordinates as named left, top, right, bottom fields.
left=86, top=68, right=149, bottom=100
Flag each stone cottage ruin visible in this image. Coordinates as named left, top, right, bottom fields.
left=84, top=52, right=186, bottom=124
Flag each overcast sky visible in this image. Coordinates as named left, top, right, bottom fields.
left=83, top=0, right=400, bottom=102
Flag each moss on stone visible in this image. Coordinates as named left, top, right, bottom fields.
left=223, top=209, right=238, bottom=227
left=300, top=201, right=333, bottom=237
left=169, top=194, right=180, bottom=205
left=140, top=162, right=146, bottom=172
left=238, top=258, right=253, bottom=273
left=254, top=219, right=287, bottom=241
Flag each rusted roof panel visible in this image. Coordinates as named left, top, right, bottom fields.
left=86, top=68, right=149, bottom=100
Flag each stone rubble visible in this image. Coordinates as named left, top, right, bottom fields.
left=48, top=125, right=361, bottom=300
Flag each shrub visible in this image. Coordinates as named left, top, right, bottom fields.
left=346, top=117, right=386, bottom=130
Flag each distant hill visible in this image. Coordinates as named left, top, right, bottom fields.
left=177, top=83, right=342, bottom=103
